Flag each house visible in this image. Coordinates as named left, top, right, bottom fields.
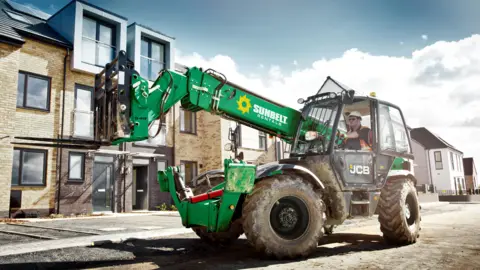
left=410, top=127, right=465, bottom=194
left=0, top=0, right=281, bottom=218
left=407, top=126, right=434, bottom=189
left=463, top=157, right=478, bottom=193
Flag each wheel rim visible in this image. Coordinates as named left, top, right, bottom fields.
left=405, top=193, right=418, bottom=227
left=269, top=196, right=309, bottom=240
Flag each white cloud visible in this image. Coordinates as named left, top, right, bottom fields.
left=293, top=60, right=298, bottom=66
left=400, top=41, right=404, bottom=45
left=175, top=34, right=480, bottom=164
left=422, top=34, right=428, bottom=40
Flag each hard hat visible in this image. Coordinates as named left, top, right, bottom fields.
left=348, top=111, right=362, bottom=119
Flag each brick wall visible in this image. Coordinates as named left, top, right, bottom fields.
left=0, top=43, right=20, bottom=217
left=169, top=103, right=223, bottom=175
left=57, top=149, right=94, bottom=216
left=2, top=38, right=96, bottom=217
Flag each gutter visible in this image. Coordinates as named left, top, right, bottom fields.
left=56, top=47, right=69, bottom=214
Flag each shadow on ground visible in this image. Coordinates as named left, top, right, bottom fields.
left=0, top=233, right=397, bottom=270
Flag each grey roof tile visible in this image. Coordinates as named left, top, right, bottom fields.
left=0, top=0, right=72, bottom=48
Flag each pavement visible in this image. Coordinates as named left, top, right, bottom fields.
left=0, top=201, right=456, bottom=258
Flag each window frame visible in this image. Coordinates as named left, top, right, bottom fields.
left=11, top=147, right=48, bottom=187
left=16, top=71, right=52, bottom=112
left=140, top=36, right=166, bottom=81
left=434, top=151, right=443, bottom=170
left=180, top=160, right=198, bottom=185
left=81, top=14, right=117, bottom=67
left=258, top=131, right=267, bottom=150
left=180, top=107, right=197, bottom=135
left=68, top=152, right=85, bottom=183
left=73, top=83, right=94, bottom=139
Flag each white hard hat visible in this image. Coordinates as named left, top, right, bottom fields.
left=348, top=111, right=362, bottom=119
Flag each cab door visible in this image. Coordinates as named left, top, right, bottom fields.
left=374, top=101, right=414, bottom=185
left=332, top=99, right=376, bottom=187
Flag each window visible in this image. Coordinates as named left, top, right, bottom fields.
left=135, top=115, right=167, bottom=146
left=434, top=151, right=443, bottom=170
left=180, top=108, right=196, bottom=134
left=180, top=161, right=197, bottom=186
left=82, top=15, right=116, bottom=67
left=378, top=103, right=410, bottom=153
left=68, top=152, right=85, bottom=182
left=450, top=152, right=455, bottom=170
left=259, top=131, right=266, bottom=150
left=4, top=10, right=31, bottom=24
left=11, top=148, right=47, bottom=186
left=140, top=37, right=166, bottom=81
left=73, top=84, right=94, bottom=138
left=17, top=71, right=51, bottom=111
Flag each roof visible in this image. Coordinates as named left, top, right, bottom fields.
left=463, top=157, right=476, bottom=176
left=48, top=0, right=128, bottom=22
left=0, top=0, right=72, bottom=48
left=410, top=127, right=463, bottom=153
left=128, top=22, right=176, bottom=40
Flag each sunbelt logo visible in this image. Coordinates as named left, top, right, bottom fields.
left=236, top=95, right=288, bottom=126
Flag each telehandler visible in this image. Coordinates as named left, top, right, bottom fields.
left=14, top=50, right=421, bottom=259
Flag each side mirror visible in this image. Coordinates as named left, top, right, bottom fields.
left=342, top=90, right=355, bottom=104
left=224, top=143, right=233, bottom=151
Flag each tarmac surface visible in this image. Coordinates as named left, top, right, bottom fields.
left=1, top=202, right=478, bottom=269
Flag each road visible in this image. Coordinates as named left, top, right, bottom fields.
left=0, top=203, right=479, bottom=270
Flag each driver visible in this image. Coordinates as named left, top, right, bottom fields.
left=345, top=111, right=372, bottom=151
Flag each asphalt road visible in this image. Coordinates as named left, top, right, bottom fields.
left=1, top=203, right=479, bottom=270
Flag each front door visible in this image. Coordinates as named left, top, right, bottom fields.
left=92, top=162, right=114, bottom=212
left=133, top=165, right=148, bottom=210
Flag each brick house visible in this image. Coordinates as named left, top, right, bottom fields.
left=463, top=157, right=478, bottom=193
left=0, top=0, right=281, bottom=218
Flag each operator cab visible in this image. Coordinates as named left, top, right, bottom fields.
left=290, top=76, right=413, bottom=191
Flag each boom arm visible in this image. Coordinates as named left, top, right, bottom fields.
left=94, top=50, right=302, bottom=146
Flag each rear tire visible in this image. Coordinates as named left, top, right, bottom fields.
left=377, top=178, right=421, bottom=245
left=192, top=218, right=244, bottom=246
left=242, top=174, right=325, bottom=259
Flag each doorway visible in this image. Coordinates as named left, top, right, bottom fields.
left=133, top=165, right=148, bottom=210
left=92, top=162, right=114, bottom=212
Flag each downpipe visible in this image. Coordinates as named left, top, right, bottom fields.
left=56, top=48, right=69, bottom=215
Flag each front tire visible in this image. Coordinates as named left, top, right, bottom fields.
left=377, top=178, right=421, bottom=245
left=242, top=174, right=325, bottom=259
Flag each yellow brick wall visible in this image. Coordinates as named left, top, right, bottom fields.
left=0, top=43, right=20, bottom=217
left=164, top=103, right=223, bottom=180
left=7, top=38, right=94, bottom=215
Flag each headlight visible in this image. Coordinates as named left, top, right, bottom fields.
left=305, top=131, right=318, bottom=141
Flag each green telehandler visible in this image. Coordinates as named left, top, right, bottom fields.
left=14, top=50, right=421, bottom=259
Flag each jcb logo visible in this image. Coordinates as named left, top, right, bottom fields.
left=349, top=165, right=370, bottom=175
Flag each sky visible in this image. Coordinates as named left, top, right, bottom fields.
left=13, top=0, right=480, bottom=169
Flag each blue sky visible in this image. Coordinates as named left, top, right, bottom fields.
left=15, top=0, right=480, bottom=73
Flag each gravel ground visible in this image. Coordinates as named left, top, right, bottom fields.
left=0, top=204, right=479, bottom=270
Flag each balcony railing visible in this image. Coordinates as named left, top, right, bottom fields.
left=72, top=109, right=94, bottom=139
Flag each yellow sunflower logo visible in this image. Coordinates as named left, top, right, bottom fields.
left=237, top=95, right=251, bottom=114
